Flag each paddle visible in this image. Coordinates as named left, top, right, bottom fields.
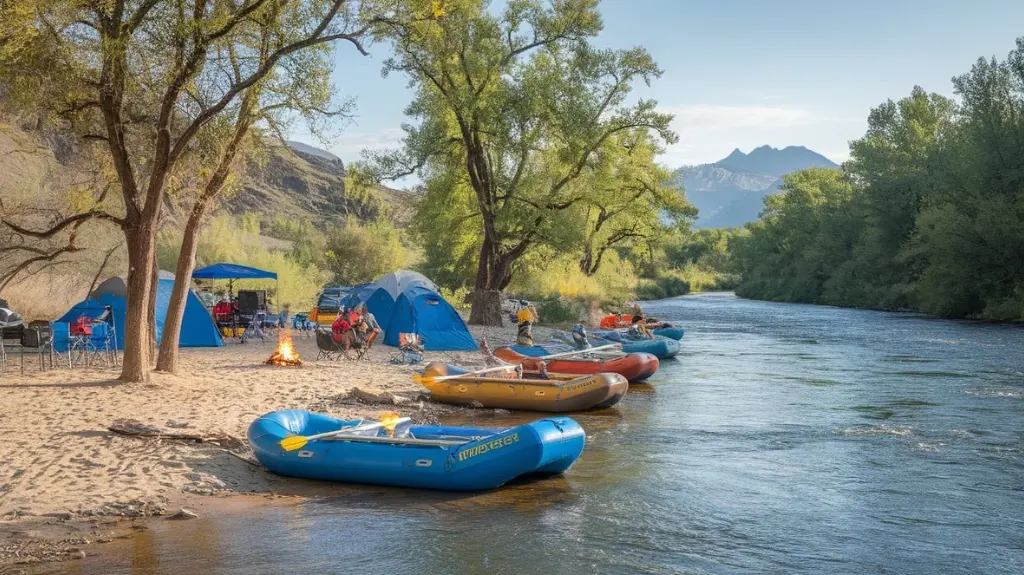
left=527, top=343, right=622, bottom=361
left=279, top=416, right=412, bottom=452
left=412, top=364, right=517, bottom=385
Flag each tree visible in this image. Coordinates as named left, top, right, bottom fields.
left=0, top=0, right=375, bottom=381
left=365, top=0, right=674, bottom=324
left=575, top=129, right=694, bottom=276
left=323, top=216, right=406, bottom=284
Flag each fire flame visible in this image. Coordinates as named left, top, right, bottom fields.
left=379, top=410, right=403, bottom=437
left=267, top=331, right=302, bottom=366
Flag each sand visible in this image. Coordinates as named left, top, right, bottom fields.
left=0, top=324, right=551, bottom=523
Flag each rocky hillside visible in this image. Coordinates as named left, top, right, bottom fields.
left=675, top=146, right=840, bottom=229
left=227, top=140, right=415, bottom=228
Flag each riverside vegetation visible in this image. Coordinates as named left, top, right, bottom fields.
left=3, top=1, right=1022, bottom=369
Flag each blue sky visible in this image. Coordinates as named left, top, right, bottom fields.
left=292, top=0, right=1024, bottom=181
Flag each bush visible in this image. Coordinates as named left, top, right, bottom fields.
left=323, top=216, right=406, bottom=285
left=156, top=213, right=332, bottom=311
left=535, top=297, right=588, bottom=327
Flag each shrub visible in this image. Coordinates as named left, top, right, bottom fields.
left=534, top=297, right=588, bottom=327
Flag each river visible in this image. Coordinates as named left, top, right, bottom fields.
left=33, top=293, right=1024, bottom=574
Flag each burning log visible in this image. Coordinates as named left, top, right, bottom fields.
left=267, top=332, right=303, bottom=366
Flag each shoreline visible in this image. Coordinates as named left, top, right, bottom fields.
left=0, top=324, right=557, bottom=568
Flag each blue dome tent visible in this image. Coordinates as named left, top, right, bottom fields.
left=384, top=286, right=477, bottom=351
left=55, top=277, right=223, bottom=351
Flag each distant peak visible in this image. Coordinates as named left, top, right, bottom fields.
left=724, top=148, right=746, bottom=160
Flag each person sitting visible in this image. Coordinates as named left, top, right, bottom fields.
left=358, top=304, right=382, bottom=349
left=630, top=315, right=654, bottom=340
left=516, top=304, right=538, bottom=347
left=331, top=313, right=354, bottom=350
left=571, top=320, right=590, bottom=350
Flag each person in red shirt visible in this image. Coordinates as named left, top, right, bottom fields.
left=331, top=314, right=353, bottom=350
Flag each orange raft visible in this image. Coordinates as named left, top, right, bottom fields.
left=420, top=362, right=628, bottom=412
left=494, top=346, right=659, bottom=383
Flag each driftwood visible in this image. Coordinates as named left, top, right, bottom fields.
left=346, top=387, right=410, bottom=405
left=108, top=419, right=239, bottom=446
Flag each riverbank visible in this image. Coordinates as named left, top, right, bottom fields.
left=0, top=324, right=554, bottom=568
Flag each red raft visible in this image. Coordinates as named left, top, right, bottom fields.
left=494, top=346, right=659, bottom=383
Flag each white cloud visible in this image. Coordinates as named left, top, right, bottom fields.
left=326, top=127, right=406, bottom=160
left=658, top=104, right=862, bottom=167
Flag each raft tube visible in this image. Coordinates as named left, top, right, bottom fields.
left=591, top=332, right=680, bottom=359
left=420, top=362, right=628, bottom=412
left=652, top=327, right=685, bottom=340
left=496, top=346, right=659, bottom=382
left=248, top=410, right=585, bottom=491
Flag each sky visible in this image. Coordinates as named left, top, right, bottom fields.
left=289, top=0, right=1024, bottom=183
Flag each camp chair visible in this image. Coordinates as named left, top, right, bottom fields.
left=240, top=310, right=266, bottom=343
left=291, top=313, right=314, bottom=338
left=346, top=329, right=369, bottom=361
left=314, top=328, right=346, bottom=361
left=389, top=333, right=424, bottom=365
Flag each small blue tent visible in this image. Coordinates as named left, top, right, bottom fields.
left=55, top=278, right=223, bottom=351
left=384, top=286, right=477, bottom=351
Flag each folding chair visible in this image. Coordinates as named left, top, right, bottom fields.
left=346, top=330, right=369, bottom=361
left=389, top=333, right=425, bottom=365
left=315, top=328, right=346, bottom=361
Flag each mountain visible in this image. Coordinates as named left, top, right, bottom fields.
left=674, top=146, right=840, bottom=228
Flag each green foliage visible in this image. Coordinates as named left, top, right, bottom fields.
left=365, top=0, right=675, bottom=322
left=157, top=214, right=331, bottom=310
left=323, top=216, right=407, bottom=285
left=438, top=286, right=472, bottom=314
left=733, top=38, right=1024, bottom=321
left=507, top=249, right=636, bottom=306
left=534, top=298, right=588, bottom=327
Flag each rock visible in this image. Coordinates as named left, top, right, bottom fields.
left=167, top=508, right=199, bottom=520
left=470, top=400, right=485, bottom=409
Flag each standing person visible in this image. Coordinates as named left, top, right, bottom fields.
left=359, top=304, right=382, bottom=349
left=516, top=304, right=538, bottom=347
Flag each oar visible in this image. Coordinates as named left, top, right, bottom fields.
left=279, top=417, right=411, bottom=452
left=528, top=343, right=622, bottom=361
left=321, top=435, right=476, bottom=447
left=413, top=364, right=517, bottom=385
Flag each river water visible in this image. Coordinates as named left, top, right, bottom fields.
left=34, top=293, right=1024, bottom=574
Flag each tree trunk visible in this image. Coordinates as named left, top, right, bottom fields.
left=147, top=258, right=158, bottom=365
left=119, top=224, right=157, bottom=383
left=468, top=236, right=504, bottom=326
left=156, top=200, right=208, bottom=373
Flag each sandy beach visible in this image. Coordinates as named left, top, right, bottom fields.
left=0, top=325, right=550, bottom=528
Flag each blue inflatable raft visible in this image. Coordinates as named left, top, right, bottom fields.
left=591, top=331, right=681, bottom=359
left=248, top=410, right=586, bottom=491
left=652, top=326, right=685, bottom=340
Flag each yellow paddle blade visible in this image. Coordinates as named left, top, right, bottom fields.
left=379, top=411, right=403, bottom=437
left=412, top=373, right=436, bottom=385
left=279, top=435, right=309, bottom=452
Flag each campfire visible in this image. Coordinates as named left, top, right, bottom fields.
left=266, top=332, right=303, bottom=366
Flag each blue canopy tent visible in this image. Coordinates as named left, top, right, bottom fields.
left=192, top=263, right=278, bottom=281
left=384, top=286, right=477, bottom=351
left=54, top=278, right=223, bottom=351
left=192, top=263, right=278, bottom=312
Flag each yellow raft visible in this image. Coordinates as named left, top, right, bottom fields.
left=420, top=362, right=628, bottom=412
